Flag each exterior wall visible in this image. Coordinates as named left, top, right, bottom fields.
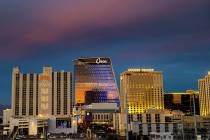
left=125, top=109, right=174, bottom=136
left=12, top=67, right=39, bottom=117
left=113, top=113, right=120, bottom=133
left=48, top=117, right=77, bottom=134
left=150, top=132, right=174, bottom=140
left=91, top=113, right=113, bottom=124
left=74, top=57, right=119, bottom=105
left=9, top=117, right=77, bottom=135
left=120, top=69, right=164, bottom=115
left=119, top=113, right=126, bottom=136
left=29, top=118, right=37, bottom=135
left=38, top=67, right=52, bottom=117
left=12, top=67, right=72, bottom=118
left=120, top=69, right=164, bottom=136
left=3, top=109, right=12, bottom=125
left=199, top=74, right=210, bottom=116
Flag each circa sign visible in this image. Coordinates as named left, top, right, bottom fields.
left=96, top=58, right=108, bottom=64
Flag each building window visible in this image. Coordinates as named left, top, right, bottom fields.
left=139, top=124, right=143, bottom=134
left=128, top=114, right=133, bottom=123
left=173, top=123, right=178, bottom=133
left=146, top=114, right=151, bottom=123
left=155, top=114, right=160, bottom=123
left=165, top=117, right=172, bottom=122
left=22, top=74, right=27, bottom=116
left=137, top=114, right=142, bottom=122
left=156, top=123, right=160, bottom=132
left=165, top=123, right=169, bottom=132
left=148, top=124, right=151, bottom=133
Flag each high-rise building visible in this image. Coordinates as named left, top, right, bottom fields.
left=119, top=69, right=164, bottom=136
left=199, top=72, right=210, bottom=116
left=11, top=67, right=72, bottom=118
left=120, top=69, right=164, bottom=114
left=164, top=90, right=200, bottom=115
left=73, top=57, right=119, bottom=105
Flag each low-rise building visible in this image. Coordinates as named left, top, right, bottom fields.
left=130, top=109, right=176, bottom=136
left=9, top=116, right=77, bottom=138
left=3, top=109, right=12, bottom=125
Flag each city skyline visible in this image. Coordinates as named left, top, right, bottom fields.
left=1, top=1, right=210, bottom=104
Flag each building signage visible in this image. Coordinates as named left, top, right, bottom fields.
left=96, top=58, right=108, bottom=64
left=39, top=75, right=51, bottom=81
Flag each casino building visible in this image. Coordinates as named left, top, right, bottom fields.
left=12, top=67, right=72, bottom=117
left=9, top=67, right=76, bottom=137
left=119, top=68, right=164, bottom=136
left=73, top=57, right=120, bottom=106
left=120, top=68, right=164, bottom=114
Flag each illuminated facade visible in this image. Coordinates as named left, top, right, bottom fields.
left=74, top=57, right=119, bottom=105
left=12, top=67, right=72, bottom=117
left=199, top=72, right=210, bottom=116
left=164, top=90, right=200, bottom=115
left=120, top=69, right=164, bottom=114
left=119, top=69, right=164, bottom=136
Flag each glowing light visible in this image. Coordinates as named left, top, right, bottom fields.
left=72, top=120, right=77, bottom=124
left=128, top=69, right=154, bottom=72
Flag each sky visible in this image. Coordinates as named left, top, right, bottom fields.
left=0, top=0, right=210, bottom=105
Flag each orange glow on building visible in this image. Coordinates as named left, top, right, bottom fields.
left=74, top=58, right=119, bottom=105
left=39, top=75, right=51, bottom=81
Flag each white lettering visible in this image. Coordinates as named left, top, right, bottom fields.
left=96, top=58, right=107, bottom=64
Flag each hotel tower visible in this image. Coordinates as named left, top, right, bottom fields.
left=120, top=69, right=164, bottom=115
left=74, top=57, right=119, bottom=106
left=119, top=69, right=164, bottom=136
left=199, top=72, right=210, bottom=116
left=11, top=67, right=72, bottom=118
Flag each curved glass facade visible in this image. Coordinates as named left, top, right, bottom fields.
left=74, top=57, right=119, bottom=105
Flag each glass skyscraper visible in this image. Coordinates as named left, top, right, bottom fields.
left=74, top=57, right=119, bottom=106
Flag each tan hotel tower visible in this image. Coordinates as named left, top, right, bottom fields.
left=120, top=69, right=164, bottom=135
left=11, top=67, right=72, bottom=118
left=120, top=68, right=164, bottom=114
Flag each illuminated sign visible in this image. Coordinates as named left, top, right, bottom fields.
left=96, top=58, right=107, bottom=64
left=39, top=75, right=51, bottom=81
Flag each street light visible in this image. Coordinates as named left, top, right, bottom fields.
left=192, top=94, right=198, bottom=139
left=125, top=74, right=131, bottom=140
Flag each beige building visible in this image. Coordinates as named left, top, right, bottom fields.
left=119, top=69, right=164, bottom=135
left=11, top=67, right=72, bottom=118
left=3, top=109, right=12, bottom=125
left=132, top=109, right=176, bottom=136
left=120, top=69, right=164, bottom=114
left=199, top=72, right=210, bottom=116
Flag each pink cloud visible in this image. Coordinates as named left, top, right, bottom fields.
left=0, top=0, right=206, bottom=59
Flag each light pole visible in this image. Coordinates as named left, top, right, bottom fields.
left=192, top=94, right=197, bottom=139
left=125, top=92, right=129, bottom=140
left=181, top=115, right=185, bottom=140
left=125, top=74, right=130, bottom=140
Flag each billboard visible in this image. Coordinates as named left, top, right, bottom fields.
left=56, top=118, right=71, bottom=128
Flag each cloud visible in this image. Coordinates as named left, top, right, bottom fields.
left=0, top=0, right=208, bottom=60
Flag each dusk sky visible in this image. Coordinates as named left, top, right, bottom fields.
left=0, top=1, right=210, bottom=105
